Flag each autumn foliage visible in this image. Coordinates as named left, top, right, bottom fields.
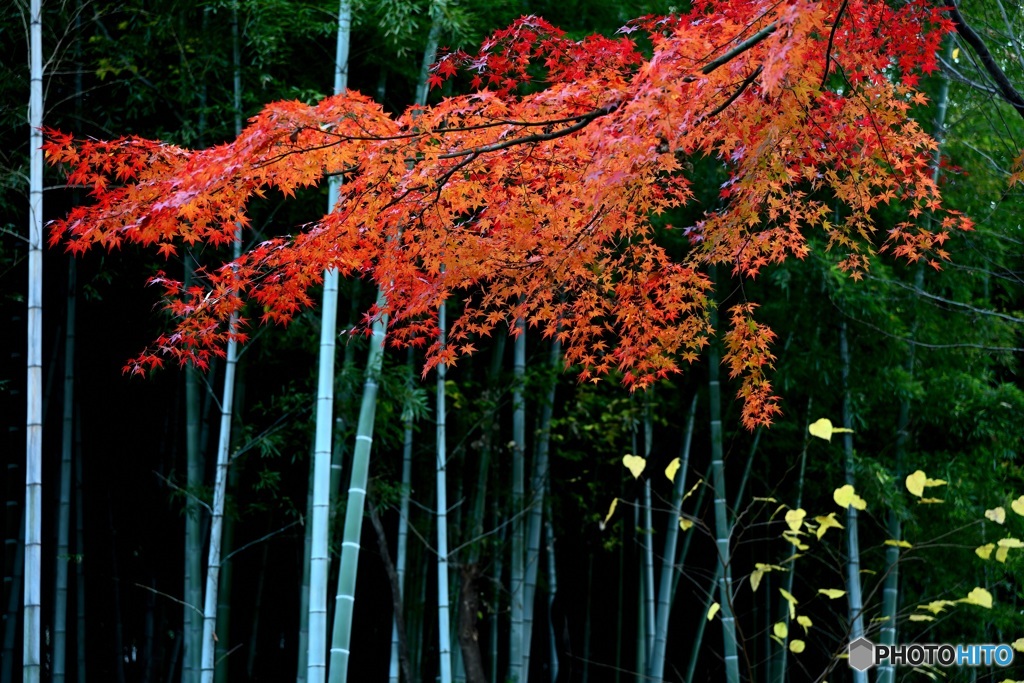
left=44, top=0, right=972, bottom=428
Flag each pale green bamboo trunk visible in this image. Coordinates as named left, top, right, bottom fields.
left=641, top=401, right=656, bottom=668
left=771, top=403, right=811, bottom=683
left=53, top=260, right=76, bottom=683
left=684, top=435, right=760, bottom=683
left=309, top=2, right=351, bottom=680
left=184, top=281, right=204, bottom=683
left=878, top=41, right=951, bottom=683
left=214, top=14, right=247, bottom=680
left=74, top=411, right=87, bottom=683
left=509, top=321, right=527, bottom=682
left=522, top=339, right=561, bottom=682
left=328, top=284, right=388, bottom=683
left=298, top=452, right=314, bottom=683
left=436, top=297, right=454, bottom=683
left=708, top=269, right=740, bottom=683
left=544, top=483, right=559, bottom=683
left=389, top=350, right=415, bottom=683
left=840, top=321, right=866, bottom=683
left=648, top=394, right=698, bottom=682
left=24, top=1, right=44, bottom=680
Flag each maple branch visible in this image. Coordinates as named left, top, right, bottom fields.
left=821, top=0, right=850, bottom=87
left=698, top=22, right=778, bottom=77
left=703, top=66, right=764, bottom=121
left=437, top=103, right=620, bottom=159
left=948, top=1, right=1024, bottom=121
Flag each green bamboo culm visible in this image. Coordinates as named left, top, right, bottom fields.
left=708, top=266, right=740, bottom=683
left=328, top=288, right=388, bottom=683
left=647, top=394, right=698, bottom=682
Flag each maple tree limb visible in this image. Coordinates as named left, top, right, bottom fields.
left=437, top=103, right=620, bottom=159
left=947, top=1, right=1024, bottom=121
left=821, top=0, right=850, bottom=87
left=704, top=66, right=764, bottom=120
left=698, top=22, right=778, bottom=76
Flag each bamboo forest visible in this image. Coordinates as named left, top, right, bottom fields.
left=4, top=0, right=1024, bottom=682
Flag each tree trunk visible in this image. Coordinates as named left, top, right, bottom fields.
left=310, top=2, right=351, bottom=680
left=1, top=510, right=23, bottom=683
left=878, top=39, right=951, bottom=683
left=840, top=320, right=866, bottom=683
left=522, top=339, right=561, bottom=682
left=297, top=452, right=313, bottom=683
left=24, top=1, right=43, bottom=680
left=369, top=500, right=413, bottom=683
left=457, top=565, right=487, bottom=683
left=437, top=296, right=454, bottom=683
left=509, top=320, right=527, bottom=682
left=648, top=394, right=698, bottom=682
left=327, top=282, right=387, bottom=683
left=184, top=260, right=204, bottom=683
left=771, top=401, right=811, bottom=683
left=53, top=260, right=76, bottom=683
left=708, top=268, right=740, bottom=683
left=390, top=350, right=416, bottom=683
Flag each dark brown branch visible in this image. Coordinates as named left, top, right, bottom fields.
left=437, top=103, right=620, bottom=159
left=703, top=66, right=764, bottom=121
left=368, top=499, right=415, bottom=683
left=699, top=22, right=778, bottom=76
left=948, top=1, right=1024, bottom=120
left=821, top=0, right=850, bottom=87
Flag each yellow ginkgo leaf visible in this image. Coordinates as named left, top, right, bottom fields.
left=785, top=508, right=807, bottom=532
left=779, top=587, right=797, bottom=619
left=976, top=543, right=995, bottom=560
left=622, top=454, right=646, bottom=479
left=753, top=496, right=778, bottom=503
left=796, top=615, right=813, bottom=632
left=906, top=470, right=926, bottom=498
left=986, top=507, right=1006, bottom=524
left=961, top=587, right=993, bottom=609
left=773, top=622, right=788, bottom=638
left=925, top=475, right=947, bottom=487
left=770, top=635, right=784, bottom=646
left=998, top=537, right=1024, bottom=548
left=808, top=417, right=854, bottom=441
left=1011, top=638, right=1024, bottom=653
left=707, top=602, right=720, bottom=621
left=601, top=498, right=619, bottom=530
left=790, top=640, right=806, bottom=654
left=679, top=518, right=694, bottom=532
left=834, top=485, right=867, bottom=510
left=919, top=498, right=944, bottom=504
left=814, top=513, right=844, bottom=540
left=682, top=479, right=702, bottom=502
left=664, top=457, right=681, bottom=483
left=750, top=568, right=765, bottom=593
left=952, top=47, right=960, bottom=60
left=919, top=600, right=956, bottom=614
left=884, top=539, right=912, bottom=548
left=819, top=588, right=846, bottom=599
left=1011, top=495, right=1024, bottom=517
left=909, top=614, right=936, bottom=622
left=782, top=531, right=809, bottom=551
left=996, top=546, right=1010, bottom=563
